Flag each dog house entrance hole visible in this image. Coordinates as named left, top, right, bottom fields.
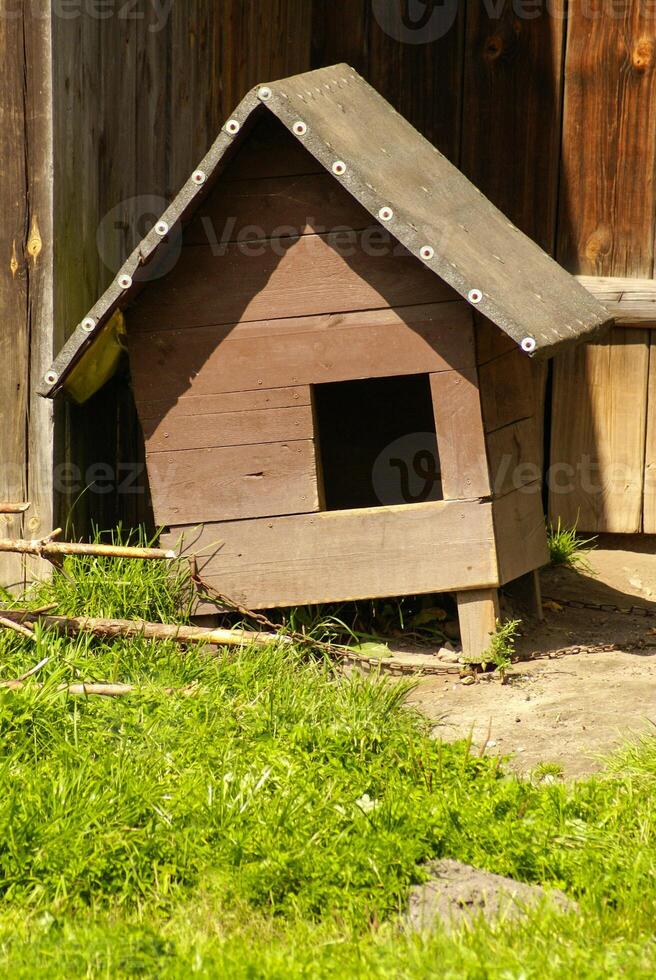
left=313, top=373, right=443, bottom=511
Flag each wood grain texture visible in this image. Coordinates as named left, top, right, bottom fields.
left=577, top=275, right=656, bottom=328
left=311, top=0, right=370, bottom=75
left=368, top=0, right=465, bottom=162
left=456, top=589, right=500, bottom=661
left=558, top=6, right=656, bottom=277
left=129, top=230, right=456, bottom=333
left=461, top=0, right=565, bottom=252
left=0, top=6, right=29, bottom=587
left=129, top=302, right=475, bottom=408
left=166, top=499, right=499, bottom=610
left=493, top=484, right=549, bottom=585
left=478, top=349, right=535, bottom=433
left=430, top=369, right=491, bottom=501
left=183, top=172, right=373, bottom=245
left=148, top=440, right=320, bottom=526
left=23, top=8, right=55, bottom=578
left=144, top=404, right=314, bottom=453
left=486, top=418, right=541, bottom=499
left=141, top=386, right=311, bottom=424
left=550, top=330, right=650, bottom=533
left=644, top=335, right=656, bottom=532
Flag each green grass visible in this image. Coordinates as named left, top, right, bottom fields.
left=547, top=518, right=597, bottom=572
left=0, top=543, right=654, bottom=976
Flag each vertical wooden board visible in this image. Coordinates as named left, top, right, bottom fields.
left=550, top=330, right=650, bottom=533
left=24, top=7, right=55, bottom=571
left=311, top=0, right=370, bottom=74
left=643, top=334, right=656, bottom=531
left=461, top=0, right=565, bottom=252
left=430, top=369, right=491, bottom=501
left=368, top=1, right=465, bottom=161
left=558, top=4, right=656, bottom=277
left=0, top=4, right=28, bottom=587
left=456, top=589, right=500, bottom=661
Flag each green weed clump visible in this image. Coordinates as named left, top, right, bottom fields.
left=547, top=518, right=597, bottom=572
left=0, top=541, right=654, bottom=976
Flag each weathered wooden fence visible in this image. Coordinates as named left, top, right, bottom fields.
left=2, top=0, right=656, bottom=588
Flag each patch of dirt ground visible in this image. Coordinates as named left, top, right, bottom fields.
left=408, top=536, right=656, bottom=778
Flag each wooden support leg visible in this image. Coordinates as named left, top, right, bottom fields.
left=456, top=589, right=500, bottom=661
left=503, top=570, right=544, bottom=621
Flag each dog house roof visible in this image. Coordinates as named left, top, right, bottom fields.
left=40, top=63, right=613, bottom=398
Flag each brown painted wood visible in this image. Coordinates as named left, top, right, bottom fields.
left=475, top=315, right=517, bottom=366
left=478, top=349, right=535, bottom=434
left=129, top=230, right=457, bottom=333
left=550, top=330, right=650, bottom=533
left=461, top=0, right=565, bottom=253
left=148, top=440, right=320, bottom=526
left=141, top=386, right=311, bottom=423
left=456, top=589, right=500, bottom=661
left=430, top=369, right=491, bottom=501
left=144, top=404, right=314, bottom=453
left=129, top=303, right=474, bottom=407
left=166, top=499, right=499, bottom=610
left=486, top=418, right=542, bottom=500
left=223, top=115, right=324, bottom=182
left=493, top=484, right=549, bottom=586
left=183, top=173, right=373, bottom=246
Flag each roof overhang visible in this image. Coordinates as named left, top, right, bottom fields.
left=40, top=64, right=613, bottom=399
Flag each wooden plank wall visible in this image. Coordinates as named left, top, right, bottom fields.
left=0, top=4, right=54, bottom=588
left=4, top=0, right=653, bottom=544
left=551, top=3, right=656, bottom=532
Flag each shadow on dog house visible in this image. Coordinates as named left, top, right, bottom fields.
left=41, top=65, right=612, bottom=657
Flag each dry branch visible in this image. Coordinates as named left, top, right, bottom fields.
left=0, top=615, right=35, bottom=640
left=0, top=610, right=291, bottom=649
left=0, top=680, right=199, bottom=698
left=0, top=503, right=30, bottom=514
left=0, top=538, right=176, bottom=561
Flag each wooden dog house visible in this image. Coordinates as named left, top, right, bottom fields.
left=41, top=65, right=612, bottom=657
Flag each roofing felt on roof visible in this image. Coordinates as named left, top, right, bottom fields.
left=40, top=63, right=613, bottom=398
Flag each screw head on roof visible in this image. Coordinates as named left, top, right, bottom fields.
left=192, top=170, right=207, bottom=185
left=118, top=274, right=133, bottom=290
left=332, top=160, right=347, bottom=175
left=155, top=220, right=169, bottom=236
left=521, top=336, right=537, bottom=353
left=258, top=86, right=272, bottom=101
left=467, top=288, right=483, bottom=304
left=44, top=371, right=58, bottom=385
left=378, top=206, right=394, bottom=222
left=81, top=317, right=95, bottom=333
left=293, top=120, right=308, bottom=136
left=225, top=119, right=240, bottom=135
left=420, top=245, right=435, bottom=261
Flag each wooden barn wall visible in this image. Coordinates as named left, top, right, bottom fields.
left=0, top=4, right=54, bottom=588
left=18, top=0, right=654, bottom=537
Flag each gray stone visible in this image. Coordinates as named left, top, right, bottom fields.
left=406, top=859, right=575, bottom=932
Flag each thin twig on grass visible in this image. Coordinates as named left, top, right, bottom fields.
left=0, top=610, right=290, bottom=649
